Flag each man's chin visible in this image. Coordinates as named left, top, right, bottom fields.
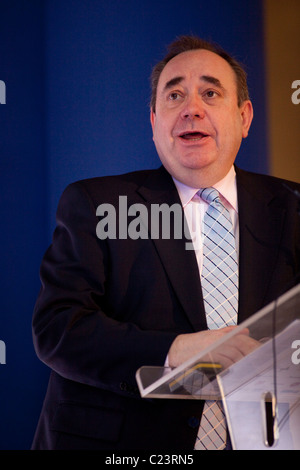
left=167, top=166, right=210, bottom=188
left=179, top=153, right=215, bottom=170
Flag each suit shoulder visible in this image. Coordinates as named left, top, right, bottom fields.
left=61, top=167, right=163, bottom=204
left=236, top=167, right=300, bottom=193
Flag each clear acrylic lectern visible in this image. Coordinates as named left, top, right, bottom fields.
left=136, top=284, right=300, bottom=450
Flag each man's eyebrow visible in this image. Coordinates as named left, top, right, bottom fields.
left=163, top=76, right=184, bottom=92
left=162, top=74, right=225, bottom=93
left=200, top=75, right=225, bottom=90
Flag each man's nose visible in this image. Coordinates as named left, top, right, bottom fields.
left=181, top=94, right=205, bottom=120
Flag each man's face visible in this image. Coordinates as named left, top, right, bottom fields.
left=150, top=49, right=253, bottom=187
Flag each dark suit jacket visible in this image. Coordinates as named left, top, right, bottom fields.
left=31, top=165, right=300, bottom=449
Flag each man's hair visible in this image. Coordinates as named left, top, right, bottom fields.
left=150, top=35, right=249, bottom=112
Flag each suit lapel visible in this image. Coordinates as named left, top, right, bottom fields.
left=136, top=167, right=206, bottom=331
left=236, top=168, right=287, bottom=323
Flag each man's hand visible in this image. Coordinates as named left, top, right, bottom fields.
left=168, top=326, right=259, bottom=369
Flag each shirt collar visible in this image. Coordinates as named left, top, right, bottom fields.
left=172, top=166, right=238, bottom=212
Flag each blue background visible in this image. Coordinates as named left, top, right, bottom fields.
left=0, top=0, right=268, bottom=449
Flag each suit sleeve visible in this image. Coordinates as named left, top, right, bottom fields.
left=32, top=182, right=177, bottom=392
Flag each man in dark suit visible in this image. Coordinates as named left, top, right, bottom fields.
left=32, top=36, right=300, bottom=450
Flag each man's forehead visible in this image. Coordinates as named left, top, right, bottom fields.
left=158, top=49, right=235, bottom=89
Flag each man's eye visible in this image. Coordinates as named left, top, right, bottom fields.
left=169, top=92, right=181, bottom=101
left=206, top=90, right=217, bottom=98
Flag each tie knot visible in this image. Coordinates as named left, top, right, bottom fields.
left=199, top=187, right=220, bottom=205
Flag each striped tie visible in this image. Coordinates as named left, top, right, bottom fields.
left=195, top=187, right=238, bottom=450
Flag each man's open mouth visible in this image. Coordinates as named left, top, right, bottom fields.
left=179, top=131, right=209, bottom=141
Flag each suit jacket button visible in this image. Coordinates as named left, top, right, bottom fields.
left=188, top=416, right=200, bottom=429
left=120, top=381, right=128, bottom=391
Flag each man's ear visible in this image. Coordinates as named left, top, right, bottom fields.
left=150, top=108, right=156, bottom=135
left=240, top=100, right=254, bottom=138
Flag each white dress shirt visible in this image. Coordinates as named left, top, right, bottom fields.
left=172, top=165, right=239, bottom=277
